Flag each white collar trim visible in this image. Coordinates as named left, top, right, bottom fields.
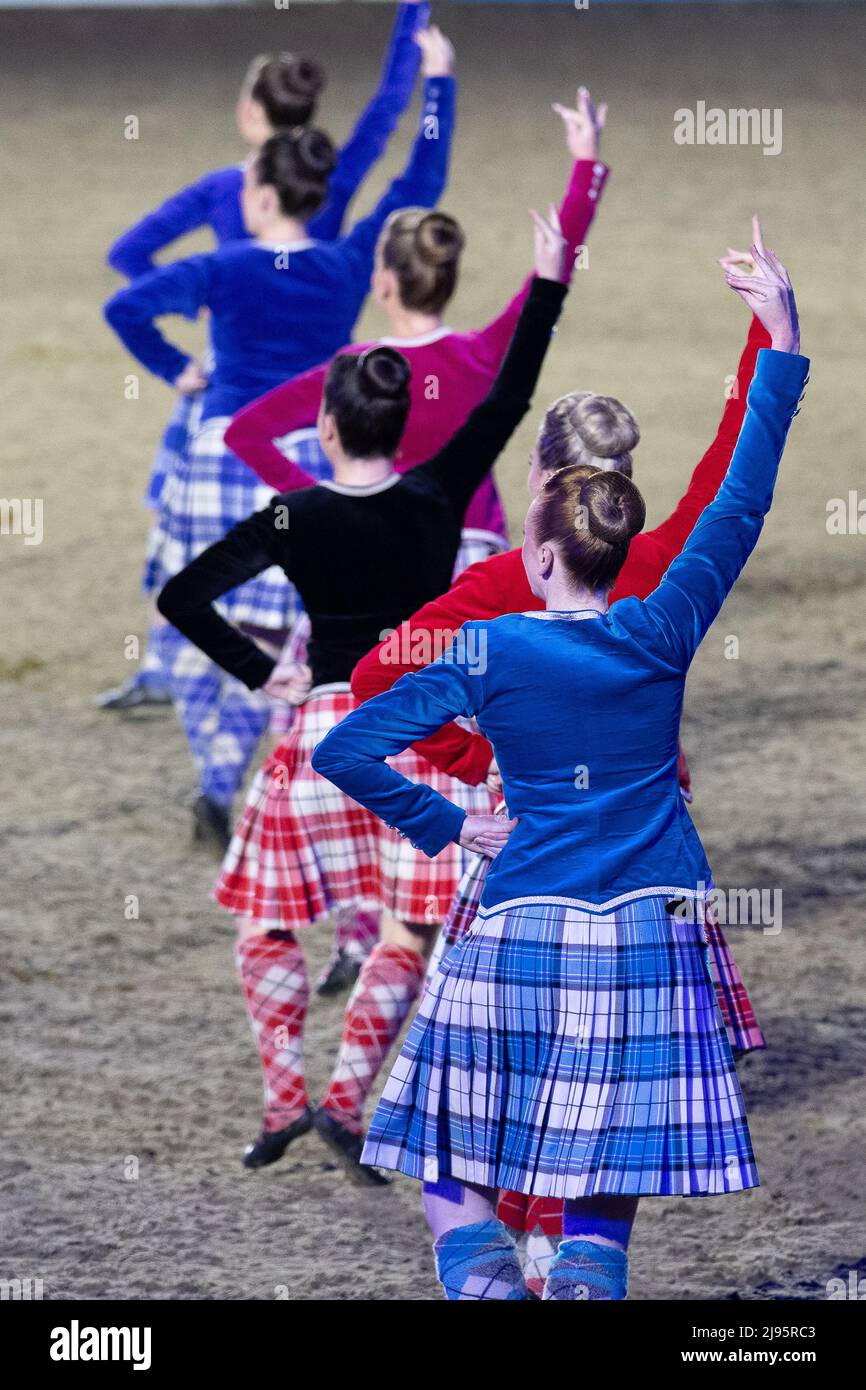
left=320, top=474, right=400, bottom=497
left=521, top=609, right=607, bottom=621
left=254, top=238, right=316, bottom=253
left=379, top=326, right=454, bottom=349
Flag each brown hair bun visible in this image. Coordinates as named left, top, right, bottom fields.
left=378, top=207, right=465, bottom=315
left=414, top=212, right=465, bottom=268
left=580, top=470, right=646, bottom=546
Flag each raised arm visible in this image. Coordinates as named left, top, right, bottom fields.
left=412, top=211, right=569, bottom=518
left=314, top=629, right=512, bottom=858
left=470, top=86, right=609, bottom=366
left=640, top=221, right=808, bottom=669
left=339, top=27, right=456, bottom=274
left=311, top=2, right=429, bottom=240
left=107, top=171, right=228, bottom=281
left=157, top=501, right=288, bottom=690
left=224, top=361, right=330, bottom=489
left=612, top=312, right=770, bottom=603
left=103, top=255, right=212, bottom=385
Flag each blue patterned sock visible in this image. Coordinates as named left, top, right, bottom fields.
left=433, top=1219, right=529, bottom=1301
left=543, top=1238, right=628, bottom=1301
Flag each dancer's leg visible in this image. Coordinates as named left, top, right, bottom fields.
left=234, top=922, right=313, bottom=1167
left=318, top=914, right=431, bottom=1136
left=423, top=1177, right=527, bottom=1301
left=543, top=1195, right=639, bottom=1301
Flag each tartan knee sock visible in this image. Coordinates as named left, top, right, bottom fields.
left=235, top=930, right=310, bottom=1132
left=523, top=1227, right=559, bottom=1299
left=321, top=942, right=426, bottom=1135
left=433, top=1220, right=528, bottom=1301
left=543, top=1238, right=629, bottom=1301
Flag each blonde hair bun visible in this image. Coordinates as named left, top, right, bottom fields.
left=538, top=391, right=641, bottom=479
left=414, top=212, right=465, bottom=267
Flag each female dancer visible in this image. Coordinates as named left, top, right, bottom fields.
left=311, top=221, right=807, bottom=1298
left=100, top=0, right=429, bottom=710
left=348, top=297, right=771, bottom=1289
left=225, top=84, right=609, bottom=572
left=226, top=81, right=608, bottom=994
left=104, top=30, right=455, bottom=849
left=156, top=215, right=570, bottom=1178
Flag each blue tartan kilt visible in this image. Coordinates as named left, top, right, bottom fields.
left=363, top=893, right=759, bottom=1199
left=143, top=391, right=203, bottom=512
left=143, top=415, right=302, bottom=631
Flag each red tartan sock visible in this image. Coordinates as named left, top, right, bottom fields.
left=321, top=942, right=426, bottom=1136
left=235, top=930, right=310, bottom=1132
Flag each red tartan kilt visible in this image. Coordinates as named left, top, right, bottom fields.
left=214, top=686, right=493, bottom=930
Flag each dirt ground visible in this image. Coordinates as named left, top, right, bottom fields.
left=1, top=2, right=864, bottom=1301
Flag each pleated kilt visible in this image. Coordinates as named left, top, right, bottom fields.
left=443, top=853, right=766, bottom=1056
left=143, top=391, right=204, bottom=513
left=143, top=416, right=302, bottom=631
left=363, top=893, right=759, bottom=1198
left=214, top=686, right=494, bottom=930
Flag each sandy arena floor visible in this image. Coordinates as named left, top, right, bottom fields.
left=1, top=2, right=864, bottom=1299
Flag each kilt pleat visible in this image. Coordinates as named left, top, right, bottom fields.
left=143, top=390, right=203, bottom=514
left=144, top=415, right=302, bottom=631
left=214, top=687, right=493, bottom=930
left=443, top=853, right=766, bottom=1056
left=363, top=895, right=759, bottom=1198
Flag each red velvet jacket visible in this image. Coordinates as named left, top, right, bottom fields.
left=350, top=315, right=770, bottom=785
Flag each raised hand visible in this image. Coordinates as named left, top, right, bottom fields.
left=552, top=85, right=607, bottom=162
left=263, top=660, right=313, bottom=706
left=720, top=215, right=800, bottom=353
left=458, top=812, right=518, bottom=860
left=529, top=204, right=569, bottom=283
left=415, top=25, right=455, bottom=77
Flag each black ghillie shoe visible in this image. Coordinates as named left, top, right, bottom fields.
left=312, top=1109, right=392, bottom=1187
left=96, top=677, right=173, bottom=710
left=192, top=795, right=231, bottom=853
left=242, top=1107, right=315, bottom=1170
left=315, top=947, right=363, bottom=998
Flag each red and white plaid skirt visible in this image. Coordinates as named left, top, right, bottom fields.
left=214, top=686, right=493, bottom=930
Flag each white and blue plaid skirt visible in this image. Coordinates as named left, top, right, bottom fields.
left=144, top=390, right=203, bottom=513
left=363, top=893, right=759, bottom=1199
left=144, top=415, right=302, bottom=631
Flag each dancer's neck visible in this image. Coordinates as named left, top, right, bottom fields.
left=543, top=578, right=609, bottom=615
left=384, top=303, right=444, bottom=341
left=255, top=215, right=308, bottom=247
left=331, top=455, right=395, bottom=489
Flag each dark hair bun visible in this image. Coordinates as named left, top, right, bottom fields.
left=255, top=129, right=336, bottom=220
left=252, top=54, right=326, bottom=129
left=295, top=127, right=337, bottom=178
left=358, top=347, right=411, bottom=400
left=580, top=471, right=646, bottom=545
left=286, top=56, right=326, bottom=100
left=414, top=212, right=465, bottom=268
